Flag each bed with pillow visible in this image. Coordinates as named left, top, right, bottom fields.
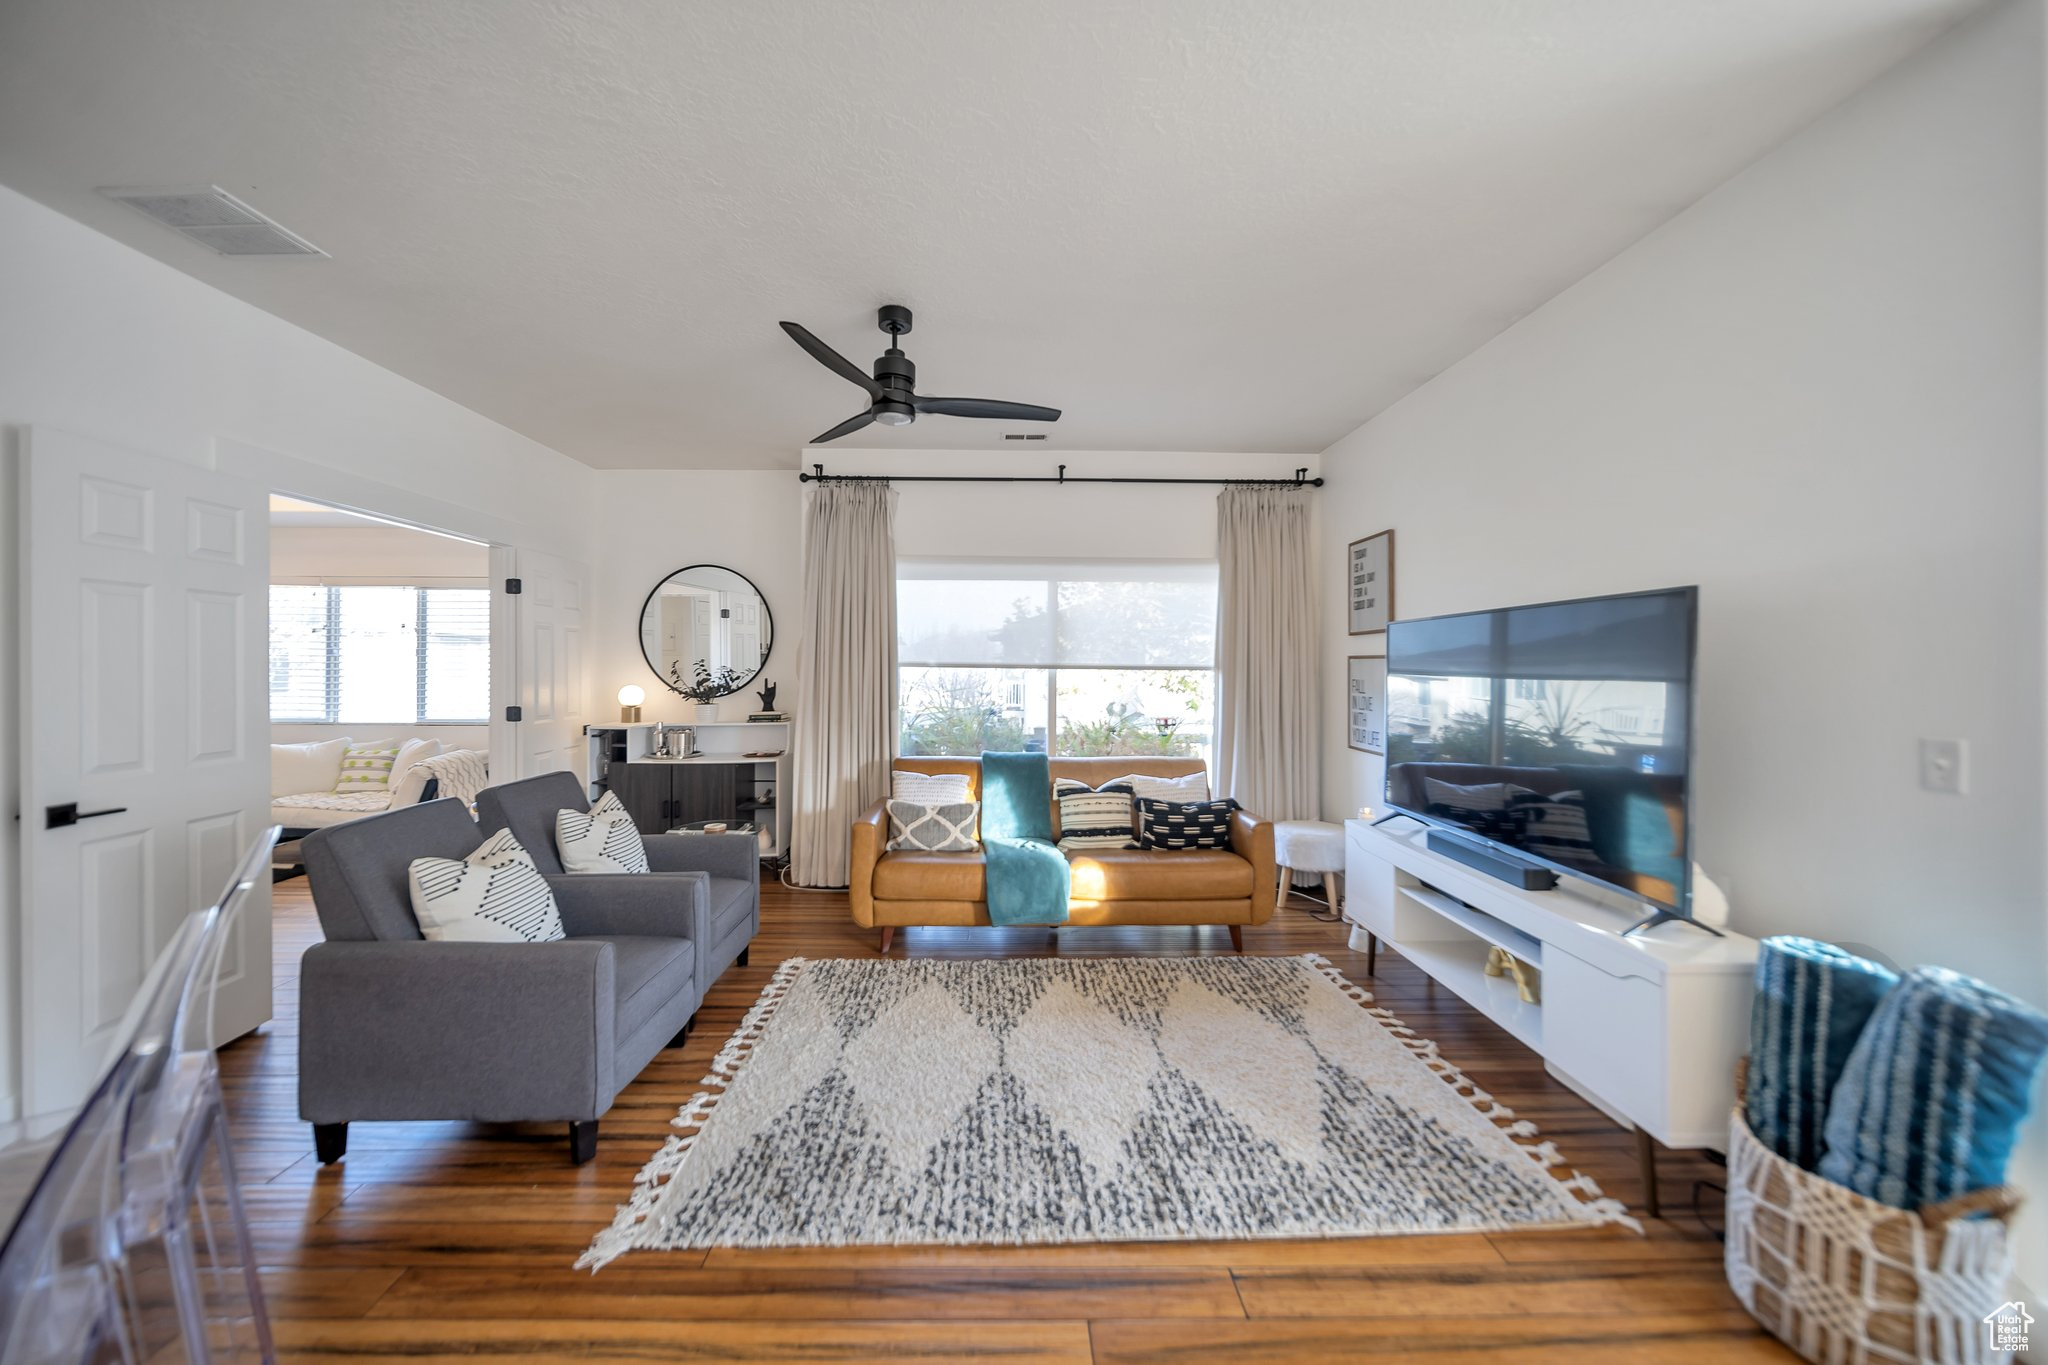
left=849, top=756, right=1276, bottom=952
left=271, top=737, right=491, bottom=860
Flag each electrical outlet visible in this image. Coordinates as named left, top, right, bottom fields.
left=1919, top=738, right=1968, bottom=795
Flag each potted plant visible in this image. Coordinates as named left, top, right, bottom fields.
left=670, top=659, right=745, bottom=723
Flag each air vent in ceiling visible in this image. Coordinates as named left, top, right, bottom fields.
left=1004, top=433, right=1048, bottom=441
left=98, top=185, right=326, bottom=257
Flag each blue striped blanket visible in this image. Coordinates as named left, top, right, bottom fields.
left=1819, top=965, right=2048, bottom=1208
left=1745, top=936, right=1896, bottom=1171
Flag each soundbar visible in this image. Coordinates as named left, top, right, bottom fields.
left=1426, top=828, right=1558, bottom=892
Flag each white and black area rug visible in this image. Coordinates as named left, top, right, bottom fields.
left=581, top=954, right=1633, bottom=1268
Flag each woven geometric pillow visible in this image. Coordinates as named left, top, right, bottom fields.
left=556, top=790, right=651, bottom=875
left=1136, top=797, right=1240, bottom=850
left=407, top=829, right=566, bottom=943
left=1509, top=789, right=1598, bottom=865
left=886, top=799, right=979, bottom=852
left=333, top=741, right=402, bottom=791
left=1056, top=784, right=1138, bottom=851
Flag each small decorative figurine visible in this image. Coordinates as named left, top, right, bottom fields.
left=757, top=680, right=778, bottom=712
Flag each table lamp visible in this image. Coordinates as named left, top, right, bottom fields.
left=618, top=684, right=645, bottom=723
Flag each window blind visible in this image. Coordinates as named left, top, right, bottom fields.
left=268, top=585, right=490, bottom=724
left=897, top=559, right=1217, bottom=669
left=268, top=585, right=332, bottom=722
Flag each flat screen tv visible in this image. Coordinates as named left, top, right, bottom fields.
left=1383, top=586, right=1698, bottom=925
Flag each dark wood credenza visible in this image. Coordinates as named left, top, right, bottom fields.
left=607, top=760, right=742, bottom=834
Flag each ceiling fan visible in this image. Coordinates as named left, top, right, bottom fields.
left=779, top=305, right=1061, bottom=444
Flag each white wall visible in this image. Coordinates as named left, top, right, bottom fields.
left=270, top=723, right=486, bottom=751
left=590, top=451, right=1320, bottom=728
left=592, top=470, right=805, bottom=725
left=1317, top=0, right=2048, bottom=1276
left=0, top=184, right=602, bottom=1121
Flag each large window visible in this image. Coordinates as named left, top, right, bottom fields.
left=270, top=585, right=490, bottom=724
left=897, top=559, right=1217, bottom=759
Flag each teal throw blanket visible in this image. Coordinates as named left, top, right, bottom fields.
left=979, top=751, right=1069, bottom=926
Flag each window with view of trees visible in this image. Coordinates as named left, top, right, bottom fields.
left=269, top=585, right=490, bottom=724
left=896, top=560, right=1217, bottom=759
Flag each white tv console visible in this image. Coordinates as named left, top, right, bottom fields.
left=1345, top=816, right=1757, bottom=1216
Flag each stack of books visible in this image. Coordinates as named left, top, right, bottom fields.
left=749, top=712, right=787, bottom=723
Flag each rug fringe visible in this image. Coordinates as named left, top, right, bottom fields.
left=575, top=955, right=809, bottom=1272
left=1299, top=952, right=1643, bottom=1235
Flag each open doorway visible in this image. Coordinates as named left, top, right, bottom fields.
left=265, top=494, right=493, bottom=879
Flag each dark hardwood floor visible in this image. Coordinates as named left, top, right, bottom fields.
left=225, top=878, right=1791, bottom=1363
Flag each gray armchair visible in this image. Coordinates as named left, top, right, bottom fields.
left=475, top=771, right=761, bottom=1000
left=298, top=797, right=710, bottom=1165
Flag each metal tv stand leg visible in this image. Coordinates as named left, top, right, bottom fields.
left=1622, top=908, right=1725, bottom=939
left=1636, top=1126, right=1661, bottom=1219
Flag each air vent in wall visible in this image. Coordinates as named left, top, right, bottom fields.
left=98, top=185, right=326, bottom=257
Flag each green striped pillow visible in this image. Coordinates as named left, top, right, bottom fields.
left=334, top=743, right=402, bottom=791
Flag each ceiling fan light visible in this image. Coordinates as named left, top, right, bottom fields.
left=873, top=401, right=915, bottom=427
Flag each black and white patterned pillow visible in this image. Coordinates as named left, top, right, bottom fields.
left=1424, top=801, right=1522, bottom=844
left=1056, top=784, right=1138, bottom=851
left=1137, top=797, right=1241, bottom=851
left=1421, top=777, right=1515, bottom=810
left=887, top=800, right=980, bottom=852
left=1511, top=789, right=1598, bottom=865
left=556, top=790, right=650, bottom=874
left=407, top=829, right=566, bottom=943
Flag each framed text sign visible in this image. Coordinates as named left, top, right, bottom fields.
left=1348, top=654, right=1386, bottom=756
left=1348, top=529, right=1394, bottom=635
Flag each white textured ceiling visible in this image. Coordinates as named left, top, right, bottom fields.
left=0, top=0, right=1985, bottom=469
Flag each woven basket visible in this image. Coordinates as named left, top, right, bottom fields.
left=1725, top=1068, right=2021, bottom=1364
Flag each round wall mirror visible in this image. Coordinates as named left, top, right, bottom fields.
left=639, top=565, right=774, bottom=696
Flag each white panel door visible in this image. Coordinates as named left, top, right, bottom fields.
left=489, top=548, right=589, bottom=782
left=20, top=427, right=272, bottom=1115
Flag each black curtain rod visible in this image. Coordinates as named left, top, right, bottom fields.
left=798, top=463, right=1323, bottom=488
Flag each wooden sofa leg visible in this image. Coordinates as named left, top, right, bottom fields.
left=878, top=926, right=896, bottom=954
left=1227, top=925, right=1245, bottom=953
left=569, top=1119, right=598, bottom=1165
left=312, top=1122, right=347, bottom=1165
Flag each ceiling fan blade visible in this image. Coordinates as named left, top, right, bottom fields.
left=811, top=409, right=878, bottom=444
left=913, top=397, right=1061, bottom=422
left=780, top=321, right=882, bottom=396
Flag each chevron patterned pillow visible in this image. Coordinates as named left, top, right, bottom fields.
left=407, top=829, right=565, bottom=943
left=886, top=799, right=980, bottom=852
left=556, top=790, right=652, bottom=875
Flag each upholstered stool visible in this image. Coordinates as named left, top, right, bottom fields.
left=1273, top=820, right=1345, bottom=914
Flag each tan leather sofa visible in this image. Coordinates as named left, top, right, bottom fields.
left=851, top=756, right=1277, bottom=952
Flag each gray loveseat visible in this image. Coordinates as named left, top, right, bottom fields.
left=298, top=796, right=711, bottom=1164
left=475, top=771, right=761, bottom=997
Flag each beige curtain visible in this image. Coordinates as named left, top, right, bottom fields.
left=1213, top=485, right=1320, bottom=823
left=790, top=482, right=899, bottom=887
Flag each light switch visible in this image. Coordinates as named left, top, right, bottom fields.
left=1919, top=738, right=1968, bottom=795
